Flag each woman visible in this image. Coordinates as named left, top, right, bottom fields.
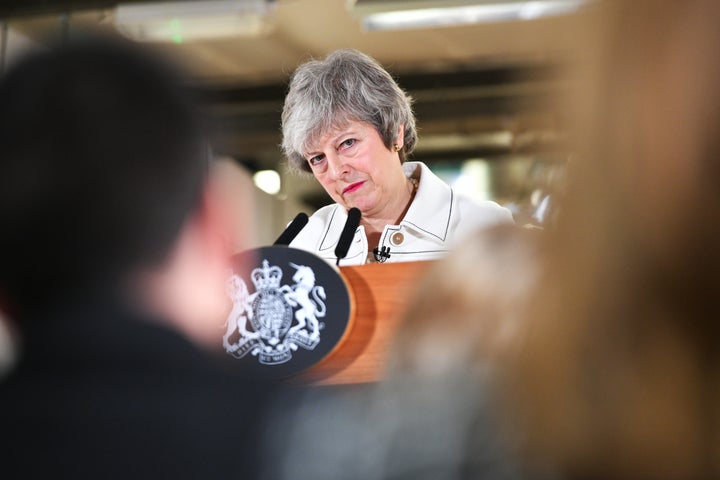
left=282, top=49, right=513, bottom=265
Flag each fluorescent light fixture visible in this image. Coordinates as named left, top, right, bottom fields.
left=349, top=0, right=587, bottom=31
left=115, top=0, right=275, bottom=43
left=253, top=169, right=281, bottom=195
left=420, top=131, right=514, bottom=152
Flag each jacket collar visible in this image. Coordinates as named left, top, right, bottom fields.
left=399, top=162, right=453, bottom=242
left=318, top=205, right=353, bottom=252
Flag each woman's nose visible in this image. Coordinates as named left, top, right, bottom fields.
left=326, top=152, right=349, bottom=179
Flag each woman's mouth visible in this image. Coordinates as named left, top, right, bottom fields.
left=343, top=181, right=364, bottom=194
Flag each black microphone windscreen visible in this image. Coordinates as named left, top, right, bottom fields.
left=273, top=212, right=309, bottom=246
left=335, top=207, right=361, bottom=260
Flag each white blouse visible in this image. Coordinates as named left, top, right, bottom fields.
left=289, top=162, right=514, bottom=266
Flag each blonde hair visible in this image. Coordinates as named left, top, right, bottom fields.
left=503, top=1, right=720, bottom=477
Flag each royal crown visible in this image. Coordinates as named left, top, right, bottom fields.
left=251, top=259, right=283, bottom=290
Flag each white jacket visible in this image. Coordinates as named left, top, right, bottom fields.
left=289, top=162, right=514, bottom=265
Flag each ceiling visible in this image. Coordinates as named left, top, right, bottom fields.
left=1, top=0, right=588, bottom=180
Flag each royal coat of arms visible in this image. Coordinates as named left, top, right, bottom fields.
left=223, top=259, right=327, bottom=365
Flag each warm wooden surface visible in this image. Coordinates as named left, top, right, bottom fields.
left=299, top=260, right=436, bottom=385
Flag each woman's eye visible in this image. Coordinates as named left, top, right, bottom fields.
left=308, top=154, right=325, bottom=166
left=339, top=138, right=355, bottom=149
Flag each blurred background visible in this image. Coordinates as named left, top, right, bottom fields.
left=0, top=0, right=588, bottom=248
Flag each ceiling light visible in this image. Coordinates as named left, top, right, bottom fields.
left=114, top=0, right=275, bottom=43
left=349, top=0, right=587, bottom=31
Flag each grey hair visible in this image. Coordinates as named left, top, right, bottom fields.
left=281, top=49, right=417, bottom=173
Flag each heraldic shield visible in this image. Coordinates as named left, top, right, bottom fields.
left=223, top=246, right=352, bottom=379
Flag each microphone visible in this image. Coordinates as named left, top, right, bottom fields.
left=335, top=207, right=361, bottom=266
left=372, top=246, right=391, bottom=263
left=273, top=212, right=309, bottom=246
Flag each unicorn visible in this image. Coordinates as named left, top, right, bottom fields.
left=283, top=263, right=326, bottom=340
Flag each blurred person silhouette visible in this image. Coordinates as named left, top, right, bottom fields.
left=390, top=223, right=542, bottom=377
left=369, top=223, right=540, bottom=480
left=498, top=0, right=720, bottom=478
left=0, top=38, right=276, bottom=478
left=372, top=223, right=540, bottom=480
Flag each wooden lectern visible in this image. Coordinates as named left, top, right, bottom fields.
left=300, top=260, right=436, bottom=385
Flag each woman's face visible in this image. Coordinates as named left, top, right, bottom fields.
left=305, top=120, right=407, bottom=218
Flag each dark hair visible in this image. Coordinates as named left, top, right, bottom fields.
left=0, top=38, right=208, bottom=314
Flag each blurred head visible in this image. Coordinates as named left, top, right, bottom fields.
left=389, top=224, right=541, bottom=379
left=281, top=49, right=417, bottom=173
left=0, top=38, right=208, bottom=317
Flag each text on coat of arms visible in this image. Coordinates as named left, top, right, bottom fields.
left=223, top=259, right=327, bottom=365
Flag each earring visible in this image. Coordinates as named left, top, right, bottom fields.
left=393, top=144, right=401, bottom=152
